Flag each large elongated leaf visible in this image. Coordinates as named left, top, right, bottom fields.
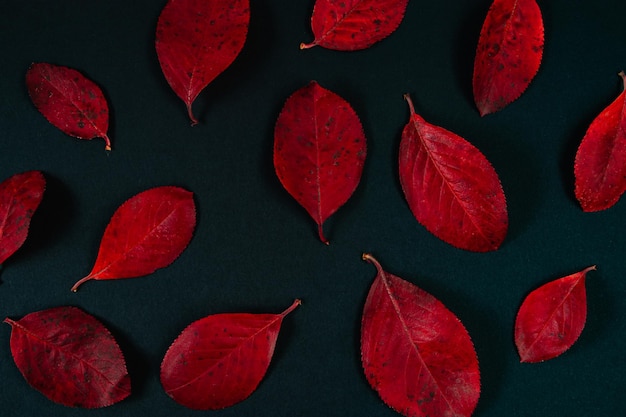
left=472, top=0, right=544, bottom=116
left=155, top=0, right=250, bottom=125
left=71, top=186, right=196, bottom=291
left=574, top=72, right=626, bottom=212
left=0, top=171, right=45, bottom=267
left=4, top=306, right=130, bottom=408
left=300, top=0, right=409, bottom=51
left=399, top=94, right=508, bottom=252
left=160, top=300, right=301, bottom=410
left=274, top=81, right=367, bottom=243
left=361, top=254, right=480, bottom=417
left=515, top=266, right=594, bottom=363
left=26, top=63, right=112, bottom=150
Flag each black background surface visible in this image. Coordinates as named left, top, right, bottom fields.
left=1, top=1, right=625, bottom=416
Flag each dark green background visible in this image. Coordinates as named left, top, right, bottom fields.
left=1, top=1, right=624, bottom=416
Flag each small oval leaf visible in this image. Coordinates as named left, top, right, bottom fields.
left=26, top=63, right=112, bottom=150
left=0, top=171, right=45, bottom=267
left=515, top=266, right=594, bottom=363
left=71, top=186, right=196, bottom=291
left=399, top=94, right=508, bottom=252
left=574, top=72, right=626, bottom=212
left=300, top=0, right=409, bottom=51
left=472, top=0, right=544, bottom=116
left=361, top=254, right=481, bottom=417
left=160, top=299, right=301, bottom=410
left=274, top=81, right=367, bottom=243
left=4, top=306, right=130, bottom=408
left=155, top=0, right=250, bottom=124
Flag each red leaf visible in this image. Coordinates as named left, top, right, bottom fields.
left=472, top=0, right=544, bottom=116
left=361, top=254, right=480, bottom=417
left=574, top=72, right=626, bottom=212
left=26, top=63, right=112, bottom=150
left=515, top=266, right=595, bottom=363
left=71, top=186, right=196, bottom=291
left=300, top=0, right=409, bottom=51
left=4, top=306, right=130, bottom=408
left=160, top=299, right=301, bottom=410
left=155, top=0, right=250, bottom=125
left=0, top=171, right=45, bottom=267
left=274, top=81, right=367, bottom=243
left=399, top=94, right=508, bottom=252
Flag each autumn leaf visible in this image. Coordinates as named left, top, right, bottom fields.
left=472, top=0, right=544, bottom=116
left=300, top=0, right=409, bottom=51
left=71, top=186, right=196, bottom=291
left=574, top=72, right=626, bottom=212
left=0, top=171, right=46, bottom=268
left=26, top=63, right=112, bottom=150
left=515, top=266, right=595, bottom=363
left=274, top=81, right=367, bottom=243
left=361, top=254, right=480, bottom=417
left=4, top=306, right=131, bottom=408
left=399, top=94, right=508, bottom=252
left=160, top=300, right=301, bottom=410
left=155, top=0, right=250, bottom=125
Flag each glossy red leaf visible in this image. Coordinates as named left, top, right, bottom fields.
left=155, top=0, right=250, bottom=125
left=300, top=0, right=408, bottom=51
left=4, top=306, right=130, bottom=408
left=515, top=266, right=594, bottom=363
left=160, top=299, right=300, bottom=410
left=71, top=186, right=196, bottom=291
left=361, top=254, right=480, bottom=417
left=274, top=81, right=366, bottom=243
left=0, top=171, right=45, bottom=267
left=399, top=94, right=508, bottom=252
left=574, top=72, right=626, bottom=212
left=472, top=0, right=544, bottom=116
left=26, top=63, right=112, bottom=150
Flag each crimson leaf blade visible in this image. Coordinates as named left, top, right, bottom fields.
left=4, top=306, right=130, bottom=408
left=274, top=81, right=367, bottom=243
left=71, top=186, right=196, bottom=291
left=399, top=94, right=508, bottom=252
left=361, top=254, right=480, bottom=417
left=160, top=300, right=301, bottom=410
left=26, top=63, right=112, bottom=150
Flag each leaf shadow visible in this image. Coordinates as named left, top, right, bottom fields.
left=452, top=1, right=489, bottom=109
left=7, top=173, right=75, bottom=266
left=98, top=317, right=152, bottom=402
left=190, top=0, right=276, bottom=124
left=559, top=102, right=606, bottom=205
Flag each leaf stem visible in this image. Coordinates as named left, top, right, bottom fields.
left=102, top=134, right=112, bottom=151
left=71, top=275, right=92, bottom=292
left=619, top=71, right=626, bottom=90
left=362, top=253, right=383, bottom=275
left=186, top=103, right=199, bottom=126
left=300, top=41, right=317, bottom=50
left=318, top=224, right=329, bottom=245
left=281, top=299, right=302, bottom=317
left=403, top=93, right=416, bottom=115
